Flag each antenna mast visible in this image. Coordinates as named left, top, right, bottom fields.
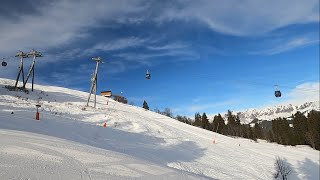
left=14, top=51, right=28, bottom=88
left=23, top=49, right=42, bottom=91
left=86, top=57, right=103, bottom=108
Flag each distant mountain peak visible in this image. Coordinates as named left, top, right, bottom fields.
left=222, top=101, right=319, bottom=124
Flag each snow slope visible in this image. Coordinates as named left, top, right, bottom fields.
left=0, top=130, right=200, bottom=180
left=0, top=78, right=319, bottom=180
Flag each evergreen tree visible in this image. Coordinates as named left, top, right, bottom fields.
left=254, top=123, right=263, bottom=139
left=234, top=115, right=242, bottom=136
left=212, top=114, right=225, bottom=134
left=225, top=110, right=236, bottom=136
left=239, top=124, right=247, bottom=138
left=272, top=118, right=294, bottom=145
left=235, top=115, right=241, bottom=126
left=193, top=112, right=202, bottom=127
left=292, top=111, right=308, bottom=144
left=227, top=110, right=236, bottom=125
left=266, top=130, right=275, bottom=142
left=201, top=112, right=210, bottom=130
left=306, top=110, right=320, bottom=150
left=248, top=126, right=256, bottom=141
left=142, top=100, right=149, bottom=110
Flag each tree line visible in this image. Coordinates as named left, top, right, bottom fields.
left=194, top=110, right=319, bottom=150
left=143, top=101, right=320, bottom=150
left=142, top=100, right=319, bottom=150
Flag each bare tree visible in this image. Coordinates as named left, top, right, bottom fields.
left=274, top=157, right=291, bottom=180
left=163, top=108, right=173, bottom=118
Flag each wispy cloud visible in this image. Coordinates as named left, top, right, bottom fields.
left=250, top=37, right=319, bottom=55
left=156, top=0, right=319, bottom=36
left=0, top=0, right=147, bottom=55
left=1, top=0, right=318, bottom=57
left=80, top=37, right=147, bottom=56
left=146, top=42, right=189, bottom=51
left=38, top=64, right=93, bottom=87
left=115, top=49, right=198, bottom=61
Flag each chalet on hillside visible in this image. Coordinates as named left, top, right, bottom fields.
left=101, top=91, right=112, bottom=97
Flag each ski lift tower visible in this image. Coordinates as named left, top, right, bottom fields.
left=23, top=49, right=42, bottom=91
left=86, top=57, right=103, bottom=108
left=14, top=51, right=29, bottom=88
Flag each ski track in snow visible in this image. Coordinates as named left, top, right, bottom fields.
left=0, top=78, right=319, bottom=180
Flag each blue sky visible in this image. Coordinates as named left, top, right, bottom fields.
left=0, top=0, right=319, bottom=116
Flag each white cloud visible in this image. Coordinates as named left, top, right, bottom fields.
left=80, top=37, right=147, bottom=56
left=250, top=37, right=320, bottom=55
left=146, top=42, right=189, bottom=51
left=0, top=0, right=318, bottom=58
left=285, top=82, right=320, bottom=104
left=157, top=0, right=319, bottom=36
left=115, top=48, right=198, bottom=61
left=0, top=0, right=147, bottom=55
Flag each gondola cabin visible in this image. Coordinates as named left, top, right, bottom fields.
left=146, top=70, right=151, bottom=80
left=275, top=90, right=281, bottom=97
left=1, top=61, right=7, bottom=67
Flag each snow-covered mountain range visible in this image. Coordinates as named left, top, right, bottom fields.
left=221, top=101, right=319, bottom=124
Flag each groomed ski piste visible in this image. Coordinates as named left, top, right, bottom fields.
left=0, top=78, right=319, bottom=180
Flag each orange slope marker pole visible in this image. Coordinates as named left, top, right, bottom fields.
left=36, top=104, right=41, bottom=121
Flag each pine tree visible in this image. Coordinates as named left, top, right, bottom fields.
left=266, top=130, right=275, bottom=142
left=272, top=118, right=294, bottom=145
left=254, top=123, right=263, bottom=139
left=142, top=100, right=149, bottom=110
left=193, top=112, right=202, bottom=127
left=201, top=112, right=210, bottom=130
left=306, top=110, right=320, bottom=150
left=227, top=110, right=236, bottom=125
left=226, top=110, right=237, bottom=136
left=248, top=126, right=256, bottom=141
left=235, top=115, right=241, bottom=126
left=292, top=111, right=308, bottom=145
left=212, top=114, right=225, bottom=134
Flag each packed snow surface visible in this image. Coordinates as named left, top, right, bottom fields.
left=0, top=78, right=319, bottom=179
